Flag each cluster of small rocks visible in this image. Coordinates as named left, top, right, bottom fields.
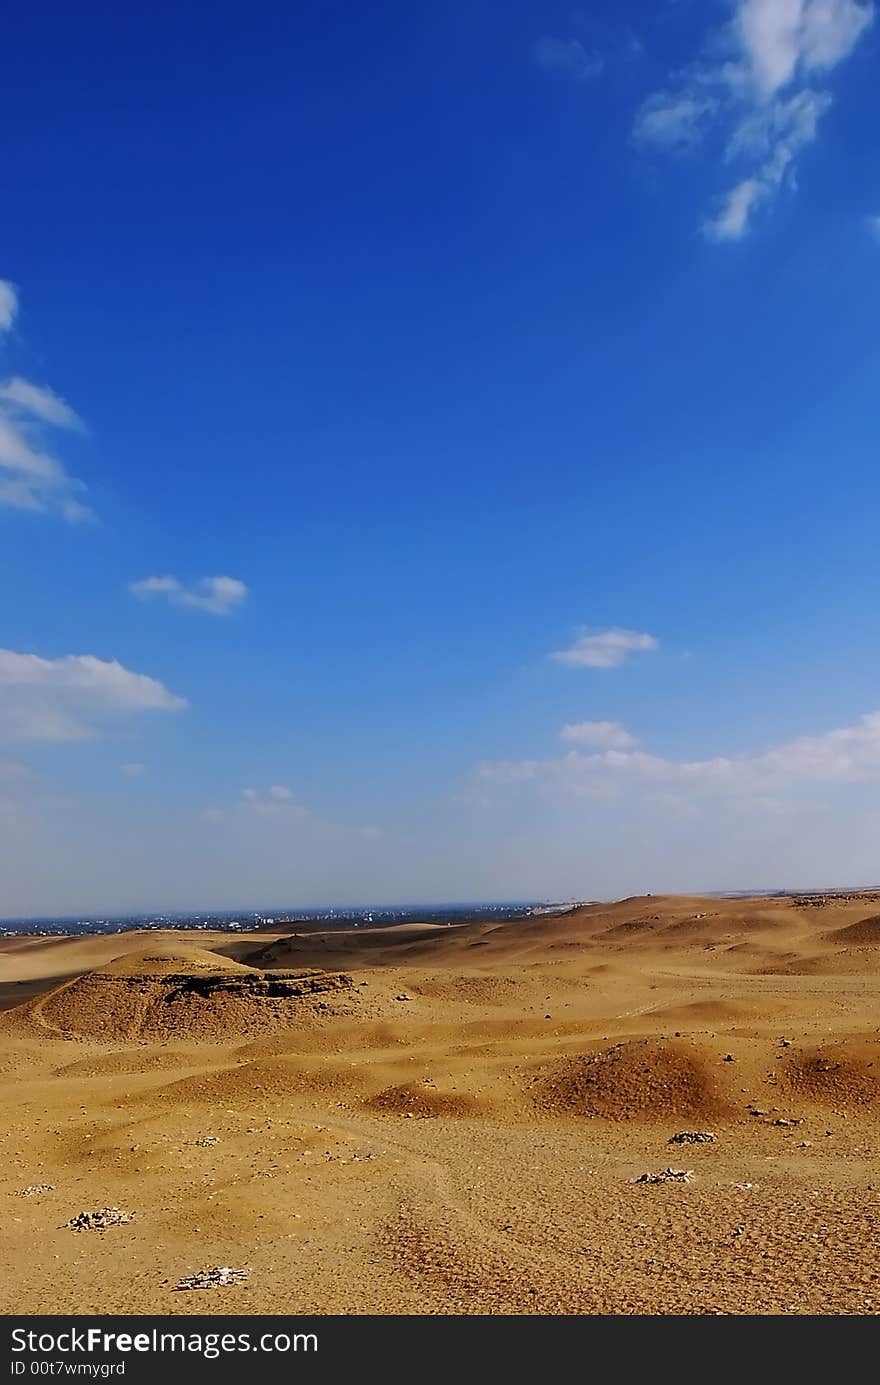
left=173, top=1266, right=248, bottom=1291
left=65, top=1207, right=135, bottom=1231
left=668, top=1131, right=716, bottom=1145
left=634, top=1168, right=692, bottom=1185
left=16, top=1184, right=54, bottom=1197
left=194, top=1136, right=220, bottom=1147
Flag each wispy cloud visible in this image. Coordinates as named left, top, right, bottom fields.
left=243, top=784, right=295, bottom=804
left=707, top=176, right=764, bottom=241
left=478, top=709, right=880, bottom=799
left=560, top=720, right=638, bottom=749
left=0, top=650, right=186, bottom=744
left=550, top=627, right=658, bottom=670
left=635, top=90, right=719, bottom=149
left=635, top=0, right=874, bottom=240
left=0, top=377, right=84, bottom=431
left=204, top=784, right=308, bottom=822
left=0, top=285, right=94, bottom=520
left=130, top=575, right=248, bottom=615
left=0, top=281, right=17, bottom=331
left=534, top=35, right=604, bottom=81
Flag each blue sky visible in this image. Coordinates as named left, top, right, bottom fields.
left=2, top=0, right=880, bottom=914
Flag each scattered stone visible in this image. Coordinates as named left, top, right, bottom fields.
left=65, top=1207, right=135, bottom=1231
left=634, top=1168, right=692, bottom=1185
left=194, top=1136, right=220, bottom=1147
left=16, top=1184, right=54, bottom=1197
left=797, top=1141, right=813, bottom=1148
left=723, top=1055, right=735, bottom=1062
left=669, top=1131, right=716, bottom=1145
left=173, top=1266, right=248, bottom=1291
left=771, top=1118, right=801, bottom=1127
left=748, top=1108, right=768, bottom=1117
left=395, top=994, right=412, bottom=1002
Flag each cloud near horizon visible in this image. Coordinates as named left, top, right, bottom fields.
left=204, top=784, right=308, bottom=821
left=477, top=709, right=880, bottom=800
left=551, top=627, right=658, bottom=669
left=0, top=649, right=187, bottom=743
left=634, top=0, right=874, bottom=240
left=560, top=720, right=638, bottom=749
left=130, top=575, right=248, bottom=615
left=243, top=784, right=295, bottom=804
left=0, top=283, right=93, bottom=521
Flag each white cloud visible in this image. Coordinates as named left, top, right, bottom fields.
left=728, top=85, right=832, bottom=162
left=560, top=720, right=638, bottom=749
left=635, top=0, right=873, bottom=239
left=0, top=281, right=17, bottom=331
left=0, top=286, right=92, bottom=520
left=634, top=91, right=719, bottom=148
left=550, top=627, right=659, bottom=669
left=478, top=709, right=880, bottom=800
left=130, top=574, right=248, bottom=615
left=131, top=576, right=179, bottom=598
left=705, top=87, right=833, bottom=237
left=0, top=377, right=84, bottom=431
left=237, top=784, right=307, bottom=817
left=61, top=497, right=96, bottom=525
left=120, top=762, right=146, bottom=777
left=0, top=416, right=65, bottom=485
left=0, top=649, right=187, bottom=744
left=738, top=0, right=873, bottom=95
left=535, top=35, right=604, bottom=81
left=705, top=177, right=763, bottom=240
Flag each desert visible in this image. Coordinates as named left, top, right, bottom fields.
left=1, top=892, right=878, bottom=1316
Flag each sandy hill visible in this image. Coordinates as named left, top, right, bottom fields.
left=6, top=943, right=362, bottom=1043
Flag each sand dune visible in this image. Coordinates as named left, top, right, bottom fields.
left=2, top=892, right=879, bottom=1315
left=16, top=949, right=364, bottom=1044
left=531, top=1036, right=740, bottom=1123
left=825, top=915, right=880, bottom=945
